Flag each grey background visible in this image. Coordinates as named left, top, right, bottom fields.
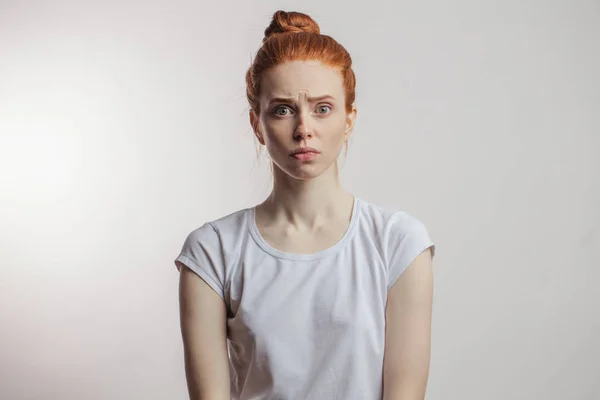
left=0, top=0, right=598, bottom=399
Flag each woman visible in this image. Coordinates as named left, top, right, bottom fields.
left=174, top=10, right=436, bottom=400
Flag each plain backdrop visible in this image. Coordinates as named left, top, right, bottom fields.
left=0, top=0, right=598, bottom=399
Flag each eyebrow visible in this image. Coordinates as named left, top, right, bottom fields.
left=268, top=95, right=336, bottom=105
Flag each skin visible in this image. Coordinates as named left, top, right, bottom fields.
left=383, top=248, right=434, bottom=400
left=249, top=60, right=357, bottom=254
left=179, top=59, right=434, bottom=400
left=179, top=268, right=230, bottom=400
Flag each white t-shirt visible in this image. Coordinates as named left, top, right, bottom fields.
left=174, top=196, right=435, bottom=400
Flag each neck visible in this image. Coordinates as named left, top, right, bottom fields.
left=261, top=161, right=353, bottom=229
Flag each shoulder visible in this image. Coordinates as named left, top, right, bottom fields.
left=183, top=207, right=249, bottom=244
left=174, top=207, right=251, bottom=296
left=176, top=206, right=250, bottom=272
left=386, top=211, right=431, bottom=243
left=357, top=198, right=435, bottom=270
left=183, top=220, right=218, bottom=242
left=358, top=197, right=430, bottom=239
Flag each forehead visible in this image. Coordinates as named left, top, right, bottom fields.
left=259, top=60, right=344, bottom=99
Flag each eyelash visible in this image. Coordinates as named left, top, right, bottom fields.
left=272, top=104, right=332, bottom=116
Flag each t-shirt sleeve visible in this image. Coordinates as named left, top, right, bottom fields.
left=386, top=212, right=436, bottom=290
left=174, top=222, right=226, bottom=299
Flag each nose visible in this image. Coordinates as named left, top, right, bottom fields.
left=294, top=111, right=313, bottom=140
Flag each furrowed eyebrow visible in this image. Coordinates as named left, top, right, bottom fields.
left=268, top=95, right=335, bottom=106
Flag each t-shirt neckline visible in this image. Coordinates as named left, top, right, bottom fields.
left=247, top=196, right=361, bottom=261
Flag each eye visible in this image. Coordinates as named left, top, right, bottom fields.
left=317, top=105, right=332, bottom=114
left=273, top=105, right=292, bottom=116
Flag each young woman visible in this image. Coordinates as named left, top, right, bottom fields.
left=174, top=10, right=436, bottom=400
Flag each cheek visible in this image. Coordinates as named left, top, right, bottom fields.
left=261, top=114, right=345, bottom=144
left=263, top=115, right=294, bottom=133
left=323, top=118, right=348, bottom=142
left=259, top=120, right=287, bottom=145
left=261, top=129, right=290, bottom=156
left=328, top=111, right=348, bottom=130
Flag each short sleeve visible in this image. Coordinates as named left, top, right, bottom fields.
left=385, top=212, right=435, bottom=290
left=174, top=222, right=226, bottom=299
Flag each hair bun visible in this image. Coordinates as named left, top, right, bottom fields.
left=263, top=10, right=320, bottom=43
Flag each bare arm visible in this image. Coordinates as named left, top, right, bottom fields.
left=383, top=248, right=434, bottom=400
left=179, top=266, right=230, bottom=400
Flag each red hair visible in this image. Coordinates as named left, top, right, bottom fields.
left=245, top=10, right=357, bottom=116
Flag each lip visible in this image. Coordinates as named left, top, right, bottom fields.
left=290, top=147, right=320, bottom=155
left=290, top=149, right=320, bottom=162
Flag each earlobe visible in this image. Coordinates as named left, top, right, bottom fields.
left=254, top=128, right=265, bottom=145
left=250, top=109, right=265, bottom=145
left=249, top=109, right=257, bottom=131
left=344, top=107, right=357, bottom=136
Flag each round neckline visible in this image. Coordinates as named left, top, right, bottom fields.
left=248, top=196, right=361, bottom=261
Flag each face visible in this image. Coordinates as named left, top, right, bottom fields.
left=250, top=60, right=357, bottom=181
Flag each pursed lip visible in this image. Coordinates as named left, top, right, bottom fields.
left=290, top=147, right=320, bottom=155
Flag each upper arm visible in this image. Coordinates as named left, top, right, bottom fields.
left=179, top=266, right=230, bottom=400
left=383, top=247, right=434, bottom=400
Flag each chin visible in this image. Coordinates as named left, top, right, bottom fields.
left=289, top=170, right=322, bottom=181
left=275, top=158, right=336, bottom=181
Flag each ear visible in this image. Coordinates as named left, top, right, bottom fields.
left=344, top=107, right=357, bottom=141
left=249, top=109, right=265, bottom=145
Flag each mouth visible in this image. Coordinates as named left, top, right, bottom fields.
left=290, top=147, right=320, bottom=156
left=290, top=147, right=320, bottom=161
